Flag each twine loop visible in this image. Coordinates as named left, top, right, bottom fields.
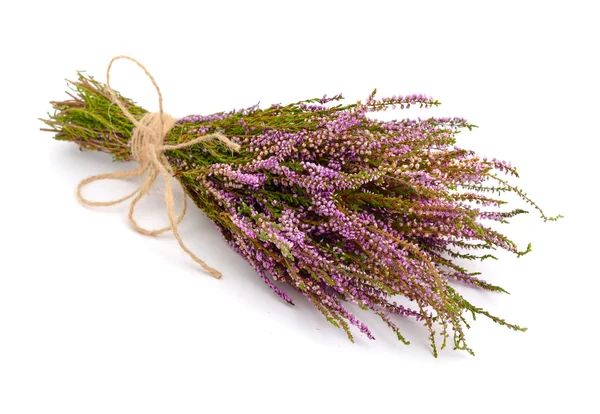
left=77, top=55, right=240, bottom=279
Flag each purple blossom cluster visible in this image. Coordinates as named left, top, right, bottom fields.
left=167, top=91, right=556, bottom=356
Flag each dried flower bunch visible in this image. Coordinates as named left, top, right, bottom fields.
left=41, top=72, right=559, bottom=356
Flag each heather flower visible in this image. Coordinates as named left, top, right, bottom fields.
left=41, top=73, right=561, bottom=357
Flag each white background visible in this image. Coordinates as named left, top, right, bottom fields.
left=1, top=1, right=598, bottom=413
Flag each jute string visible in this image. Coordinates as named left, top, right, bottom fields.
left=77, top=55, right=240, bottom=279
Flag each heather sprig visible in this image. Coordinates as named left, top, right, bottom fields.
left=41, top=72, right=560, bottom=356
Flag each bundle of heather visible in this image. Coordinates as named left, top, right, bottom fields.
left=41, top=60, right=559, bottom=357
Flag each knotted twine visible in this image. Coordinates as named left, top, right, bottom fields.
left=77, top=55, right=241, bottom=279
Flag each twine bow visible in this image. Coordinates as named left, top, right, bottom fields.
left=77, top=55, right=240, bottom=279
